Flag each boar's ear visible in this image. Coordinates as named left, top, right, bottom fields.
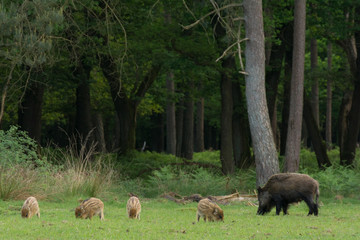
left=257, top=187, right=262, bottom=193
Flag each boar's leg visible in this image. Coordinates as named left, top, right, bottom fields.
left=303, top=196, right=317, bottom=216
left=275, top=201, right=282, bottom=215
left=282, top=203, right=289, bottom=215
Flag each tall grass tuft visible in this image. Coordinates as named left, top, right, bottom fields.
left=0, top=166, right=40, bottom=200
left=48, top=133, right=115, bottom=199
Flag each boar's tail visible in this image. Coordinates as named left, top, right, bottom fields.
left=315, top=186, right=320, bottom=207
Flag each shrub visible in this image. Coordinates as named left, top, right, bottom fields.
left=0, top=125, right=39, bottom=167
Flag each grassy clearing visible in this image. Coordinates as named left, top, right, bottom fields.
left=1, top=197, right=359, bottom=239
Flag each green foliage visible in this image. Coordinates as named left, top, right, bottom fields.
left=0, top=125, right=39, bottom=167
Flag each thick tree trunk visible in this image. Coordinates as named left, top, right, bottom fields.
left=18, top=81, right=44, bottom=144
left=244, top=0, right=279, bottom=187
left=310, top=38, right=319, bottom=127
left=220, top=56, right=235, bottom=174
left=284, top=0, right=306, bottom=172
left=303, top=98, right=331, bottom=169
left=195, top=98, right=205, bottom=152
left=176, top=100, right=184, bottom=157
left=326, top=42, right=333, bottom=150
left=181, top=92, right=194, bottom=160
left=232, top=81, right=252, bottom=168
left=166, top=72, right=176, bottom=155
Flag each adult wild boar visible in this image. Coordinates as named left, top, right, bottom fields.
left=257, top=173, right=319, bottom=216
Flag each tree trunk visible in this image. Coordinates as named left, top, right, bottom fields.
left=284, top=0, right=306, bottom=172
left=232, top=81, right=252, bottom=168
left=166, top=72, right=176, bottom=155
left=326, top=42, right=333, bottom=150
left=340, top=81, right=360, bottom=166
left=101, top=56, right=160, bottom=154
left=244, top=0, right=279, bottom=187
left=338, top=6, right=360, bottom=166
left=18, top=81, right=44, bottom=144
left=220, top=56, right=235, bottom=174
left=93, top=113, right=106, bottom=152
left=310, top=38, right=319, bottom=127
left=176, top=100, right=184, bottom=157
left=195, top=98, right=205, bottom=152
left=75, top=65, right=93, bottom=143
left=303, top=98, right=331, bottom=169
left=181, top=92, right=194, bottom=160
left=338, top=91, right=352, bottom=153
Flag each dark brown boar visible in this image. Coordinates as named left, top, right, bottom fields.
left=257, top=173, right=319, bottom=216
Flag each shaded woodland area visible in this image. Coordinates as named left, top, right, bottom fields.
left=1, top=0, right=360, bottom=184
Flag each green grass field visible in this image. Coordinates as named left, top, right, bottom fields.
left=1, top=197, right=359, bottom=239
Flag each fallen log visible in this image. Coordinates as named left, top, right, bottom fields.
left=161, top=191, right=258, bottom=205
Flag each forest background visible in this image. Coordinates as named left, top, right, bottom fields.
left=1, top=0, right=360, bottom=202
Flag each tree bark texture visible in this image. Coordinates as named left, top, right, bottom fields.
left=220, top=56, right=235, bottom=174
left=244, top=0, right=279, bottom=186
left=18, top=81, right=44, bottom=144
left=195, top=98, right=205, bottom=152
left=166, top=72, right=176, bottom=155
left=326, top=42, right=333, bottom=149
left=303, top=98, right=331, bottom=169
left=284, top=0, right=306, bottom=172
left=310, top=38, right=319, bottom=127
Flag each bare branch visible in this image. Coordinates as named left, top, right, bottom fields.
left=215, top=38, right=248, bottom=62
left=181, top=3, right=243, bottom=30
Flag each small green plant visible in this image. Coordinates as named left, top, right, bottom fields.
left=0, top=125, right=39, bottom=167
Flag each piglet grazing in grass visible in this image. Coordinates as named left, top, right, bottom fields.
left=127, top=196, right=141, bottom=219
left=75, top=197, right=104, bottom=220
left=196, top=198, right=224, bottom=222
left=21, top=196, right=40, bottom=219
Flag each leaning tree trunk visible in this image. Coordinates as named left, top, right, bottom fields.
left=244, top=0, right=279, bottom=187
left=303, top=98, right=331, bottom=169
left=284, top=0, right=306, bottom=172
left=220, top=56, right=235, bottom=174
left=18, top=81, right=44, bottom=144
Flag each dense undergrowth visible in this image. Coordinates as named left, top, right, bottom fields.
left=0, top=126, right=359, bottom=201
